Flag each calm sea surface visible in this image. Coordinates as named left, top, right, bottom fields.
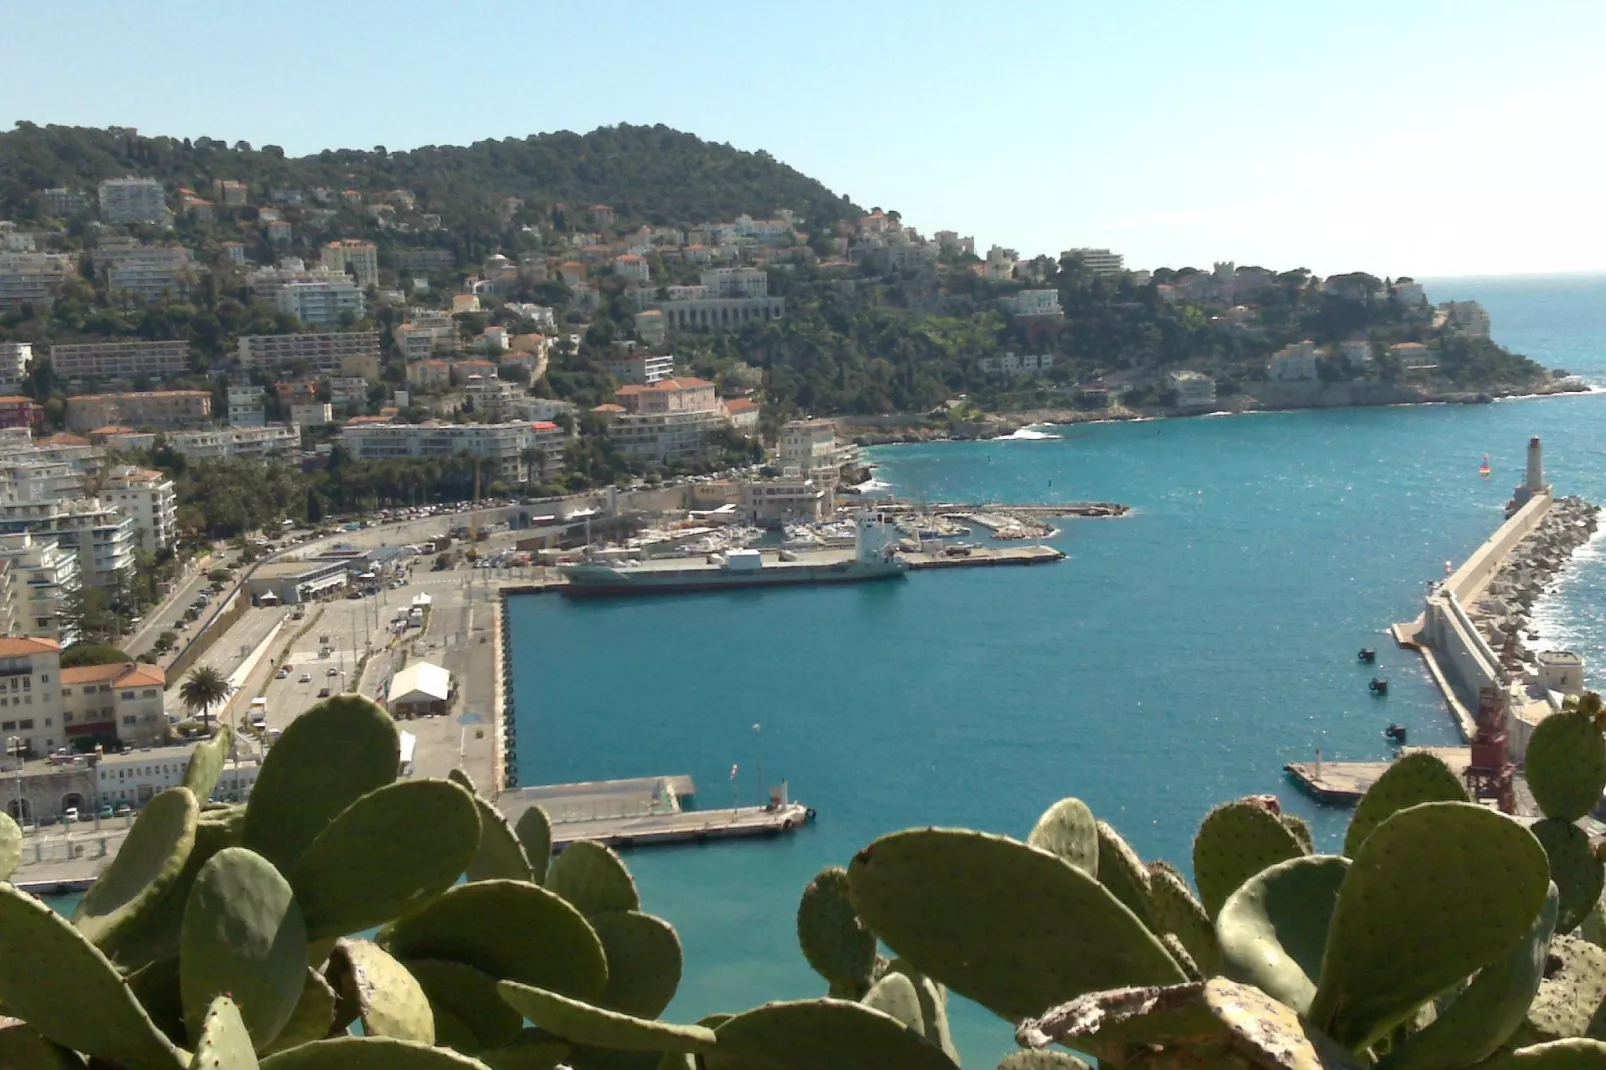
left=508, top=273, right=1606, bottom=1064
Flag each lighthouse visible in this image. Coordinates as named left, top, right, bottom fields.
left=1508, top=436, right=1551, bottom=513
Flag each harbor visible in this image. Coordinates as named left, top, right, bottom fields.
left=1284, top=747, right=1472, bottom=805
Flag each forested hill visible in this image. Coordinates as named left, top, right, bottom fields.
left=0, top=122, right=861, bottom=231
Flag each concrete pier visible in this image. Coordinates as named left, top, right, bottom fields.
left=1285, top=747, right=1471, bottom=805
left=500, top=775, right=813, bottom=850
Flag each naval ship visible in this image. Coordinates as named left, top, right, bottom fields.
left=557, top=510, right=907, bottom=597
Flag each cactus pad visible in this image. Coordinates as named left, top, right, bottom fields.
left=192, top=996, right=256, bottom=1070
left=404, top=959, right=524, bottom=1053
left=380, top=879, right=607, bottom=1001
left=862, top=971, right=925, bottom=1035
left=326, top=939, right=434, bottom=1044
left=0, top=810, right=18, bottom=882
left=1192, top=800, right=1307, bottom=919
left=846, top=828, right=1186, bottom=1021
left=495, top=981, right=716, bottom=1052
left=259, top=1035, right=497, bottom=1070
left=260, top=969, right=337, bottom=1056
left=592, top=910, right=683, bottom=1019
left=1027, top=798, right=1099, bottom=875
left=796, top=866, right=877, bottom=998
left=290, top=779, right=481, bottom=941
left=998, top=1054, right=1094, bottom=1070
left=1148, top=860, right=1221, bottom=976
left=1531, top=818, right=1605, bottom=935
left=1344, top=752, right=1470, bottom=857
left=884, top=959, right=957, bottom=1062
left=1308, top=801, right=1551, bottom=1049
left=547, top=841, right=640, bottom=915
left=1526, top=711, right=1606, bottom=822
left=705, top=999, right=962, bottom=1070
left=110, top=798, right=244, bottom=972
left=1476, top=1039, right=1606, bottom=1068
left=514, top=805, right=552, bottom=885
left=1094, top=820, right=1155, bottom=927
left=1019, top=978, right=1364, bottom=1069
left=1518, top=934, right=1606, bottom=1045
left=184, top=724, right=235, bottom=802
left=1378, top=883, right=1557, bottom=1070
left=1216, top=855, right=1349, bottom=1016
left=242, top=694, right=400, bottom=874
left=0, top=883, right=184, bottom=1070
left=0, top=1018, right=85, bottom=1070
left=463, top=794, right=534, bottom=883
left=180, top=846, right=309, bottom=1050
left=72, top=785, right=197, bottom=949
left=476, top=1031, right=572, bottom=1070
left=1279, top=812, right=1315, bottom=854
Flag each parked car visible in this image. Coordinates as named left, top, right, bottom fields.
left=317, top=687, right=331, bottom=698
left=298, top=673, right=311, bottom=684
left=326, top=667, right=339, bottom=677
left=63, top=807, right=78, bottom=823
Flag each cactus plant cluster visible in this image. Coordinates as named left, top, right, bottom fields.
left=6, top=693, right=1606, bottom=1068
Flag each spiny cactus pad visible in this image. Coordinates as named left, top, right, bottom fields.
left=884, top=959, right=958, bottom=1063
left=0, top=1017, right=85, bottom=1070
left=192, top=996, right=257, bottom=1070
left=1147, top=860, right=1221, bottom=976
left=184, top=723, right=235, bottom=802
left=846, top=828, right=1187, bottom=1021
left=463, top=793, right=534, bottom=883
left=1475, top=1039, right=1606, bottom=1068
left=0, top=883, right=184, bottom=1070
left=110, top=799, right=244, bottom=972
left=1308, top=801, right=1551, bottom=1049
left=1095, top=819, right=1155, bottom=928
left=546, top=841, right=641, bottom=916
left=180, top=846, right=309, bottom=1049
left=862, top=971, right=924, bottom=1035
left=72, top=785, right=198, bottom=949
left=1344, top=752, right=1469, bottom=857
left=380, top=879, right=607, bottom=1001
left=327, top=938, right=435, bottom=1045
left=125, top=956, right=184, bottom=1045
left=0, top=810, right=19, bottom=882
left=1027, top=798, right=1099, bottom=876
left=514, top=805, right=552, bottom=885
left=1279, top=812, right=1315, bottom=854
left=1019, top=978, right=1364, bottom=1070
left=242, top=694, right=401, bottom=873
left=1216, top=855, right=1349, bottom=1016
left=404, top=959, right=525, bottom=1053
left=1531, top=818, right=1605, bottom=935
left=290, top=779, right=481, bottom=941
left=1526, top=711, right=1606, bottom=822
left=1192, top=800, right=1308, bottom=919
left=474, top=1031, right=571, bottom=1070
left=705, top=999, right=962, bottom=1070
left=496, top=981, right=716, bottom=1052
left=258, top=1035, right=498, bottom=1069
left=592, top=910, right=683, bottom=1019
left=796, top=866, right=877, bottom=998
left=260, top=969, right=337, bottom=1056
left=1377, top=883, right=1557, bottom=1070
left=1518, top=933, right=1606, bottom=1045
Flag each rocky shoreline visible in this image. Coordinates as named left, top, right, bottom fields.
left=1472, top=495, right=1602, bottom=672
left=844, top=378, right=1592, bottom=446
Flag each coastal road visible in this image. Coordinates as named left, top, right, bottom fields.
left=122, top=553, right=221, bottom=662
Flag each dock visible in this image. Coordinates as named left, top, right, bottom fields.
left=1284, top=746, right=1470, bottom=805
left=903, top=545, right=1065, bottom=569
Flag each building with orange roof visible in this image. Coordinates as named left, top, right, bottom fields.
left=0, top=396, right=42, bottom=431
left=600, top=377, right=726, bottom=465
left=723, top=397, right=760, bottom=431
left=60, top=659, right=168, bottom=749
left=102, top=465, right=178, bottom=550
left=406, top=359, right=454, bottom=390
left=613, top=253, right=649, bottom=284
left=65, top=391, right=211, bottom=433
left=35, top=432, right=90, bottom=448
left=0, top=635, right=63, bottom=758
left=557, top=262, right=587, bottom=287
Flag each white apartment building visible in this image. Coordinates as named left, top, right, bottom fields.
left=99, top=245, right=194, bottom=302
left=0, top=458, right=84, bottom=504
left=329, top=377, right=369, bottom=409
left=1168, top=370, right=1217, bottom=411
left=0, top=637, right=65, bottom=758
left=97, top=743, right=260, bottom=807
left=0, top=499, right=136, bottom=589
left=1064, top=248, right=1125, bottom=275
left=0, top=343, right=31, bottom=390
left=162, top=426, right=299, bottom=462
left=62, top=660, right=168, bottom=750
left=596, top=378, right=727, bottom=465
left=741, top=476, right=827, bottom=524
left=635, top=309, right=667, bottom=346
left=337, top=421, right=567, bottom=484
left=276, top=277, right=366, bottom=326
left=226, top=386, right=265, bottom=427
left=980, top=352, right=1056, bottom=376
left=606, top=352, right=674, bottom=385
left=0, top=252, right=76, bottom=311
left=1269, top=340, right=1319, bottom=381
left=701, top=267, right=768, bottom=298
left=289, top=402, right=333, bottom=428
left=0, top=534, right=80, bottom=641
left=614, top=254, right=650, bottom=283
left=98, top=178, right=168, bottom=225
left=778, top=420, right=853, bottom=489
left=37, top=188, right=92, bottom=217
left=658, top=297, right=784, bottom=331
left=101, top=466, right=177, bottom=551
left=1001, top=289, right=1064, bottom=319
left=236, top=331, right=381, bottom=376
left=322, top=240, right=380, bottom=288
left=49, top=340, right=187, bottom=380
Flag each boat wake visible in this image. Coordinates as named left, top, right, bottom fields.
left=995, top=426, right=1063, bottom=441
left=849, top=477, right=893, bottom=492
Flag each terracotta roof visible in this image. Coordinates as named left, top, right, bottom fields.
left=616, top=254, right=644, bottom=262
left=529, top=421, right=560, bottom=431
left=0, top=396, right=36, bottom=405
left=344, top=415, right=392, bottom=425
left=37, top=434, right=89, bottom=446
left=89, top=425, right=136, bottom=436
left=592, top=404, right=625, bottom=413
left=616, top=384, right=645, bottom=396
left=644, top=377, right=714, bottom=391
left=725, top=398, right=758, bottom=413
left=0, top=637, right=61, bottom=657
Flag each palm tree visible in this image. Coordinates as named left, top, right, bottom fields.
left=179, top=666, right=230, bottom=735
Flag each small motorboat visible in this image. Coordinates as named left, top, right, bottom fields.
left=1357, top=648, right=1377, bottom=664
left=1369, top=678, right=1390, bottom=696
left=1384, top=722, right=1408, bottom=743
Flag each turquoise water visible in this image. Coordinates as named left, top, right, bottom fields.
left=510, top=273, right=1606, bottom=1065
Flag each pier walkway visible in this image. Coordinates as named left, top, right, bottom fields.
left=500, top=775, right=812, bottom=850
left=1285, top=747, right=1471, bottom=805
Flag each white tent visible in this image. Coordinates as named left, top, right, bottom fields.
left=387, top=661, right=452, bottom=717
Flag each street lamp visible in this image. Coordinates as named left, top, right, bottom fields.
left=6, top=735, right=22, bottom=827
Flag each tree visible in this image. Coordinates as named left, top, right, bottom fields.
left=178, top=665, right=230, bottom=734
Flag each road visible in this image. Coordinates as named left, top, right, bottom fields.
left=122, top=553, right=221, bottom=664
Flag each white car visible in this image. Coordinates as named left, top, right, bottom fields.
left=298, top=673, right=311, bottom=684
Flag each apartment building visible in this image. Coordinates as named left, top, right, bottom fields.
left=0, top=457, right=83, bottom=504
left=658, top=296, right=784, bottom=331
left=322, top=239, right=380, bottom=288
left=0, top=637, right=65, bottom=757
left=49, top=340, right=188, bottom=380
left=235, top=331, right=381, bottom=377
left=606, top=352, right=674, bottom=385
left=0, top=534, right=78, bottom=641
left=289, top=402, right=332, bottom=428
left=211, top=179, right=248, bottom=207
left=1269, top=341, right=1319, bottom=382
left=226, top=386, right=265, bottom=427
left=701, top=267, right=769, bottom=298
left=0, top=252, right=76, bottom=311
left=101, top=466, right=178, bottom=551
left=66, top=391, right=211, bottom=432
left=276, top=277, right=365, bottom=325
left=337, top=421, right=567, bottom=484
left=594, top=378, right=727, bottom=465
left=777, top=419, right=854, bottom=491
left=406, top=360, right=453, bottom=390
left=98, top=744, right=260, bottom=808
left=36, top=188, right=92, bottom=217
left=98, top=178, right=168, bottom=225
left=0, top=344, right=32, bottom=391
left=0, top=398, right=43, bottom=431
left=979, top=352, right=1055, bottom=376
left=0, top=498, right=136, bottom=589
left=97, top=244, right=195, bottom=302
left=635, top=309, right=668, bottom=346
left=395, top=249, right=456, bottom=274
left=62, top=661, right=168, bottom=750
left=1063, top=248, right=1125, bottom=275
left=1168, top=370, right=1217, bottom=411
left=328, top=377, right=369, bottom=410
left=162, top=426, right=299, bottom=462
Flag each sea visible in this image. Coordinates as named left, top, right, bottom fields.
left=508, top=273, right=1606, bottom=1065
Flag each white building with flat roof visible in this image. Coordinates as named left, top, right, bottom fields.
left=98, top=178, right=168, bottom=225
left=101, top=466, right=178, bottom=551
left=49, top=340, right=187, bottom=380
left=275, top=277, right=365, bottom=326
left=236, top=331, right=381, bottom=376
left=1001, top=289, right=1063, bottom=319
left=0, top=253, right=76, bottom=311
left=337, top=421, right=567, bottom=484
left=1269, top=340, right=1319, bottom=381
left=163, top=426, right=299, bottom=462
left=0, top=534, right=79, bottom=641
left=1168, top=370, right=1217, bottom=411
left=226, top=386, right=265, bottom=427
left=1064, top=248, right=1125, bottom=275
left=322, top=240, right=380, bottom=288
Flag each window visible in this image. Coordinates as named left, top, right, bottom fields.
left=62, top=688, right=72, bottom=696
left=44, top=719, right=50, bottom=727
left=122, top=716, right=136, bottom=726
left=142, top=690, right=157, bottom=698
left=18, top=720, right=32, bottom=730
left=41, top=674, right=48, bottom=683
left=121, top=691, right=135, bottom=700
left=0, top=721, right=11, bottom=731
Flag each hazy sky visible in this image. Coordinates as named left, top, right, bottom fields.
left=5, top=1, right=1603, bottom=278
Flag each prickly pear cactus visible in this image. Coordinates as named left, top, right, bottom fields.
left=514, top=805, right=552, bottom=885
left=72, top=785, right=198, bottom=949
left=1192, top=799, right=1307, bottom=919
left=1526, top=711, right=1606, bottom=822
left=591, top=909, right=683, bottom=1019
left=495, top=980, right=715, bottom=1053
left=1094, top=819, right=1155, bottom=928
left=1344, top=751, right=1469, bottom=858
left=546, top=840, right=640, bottom=916
left=192, top=995, right=258, bottom=1070
left=1530, top=818, right=1605, bottom=935
left=0, top=809, right=19, bottom=882
left=1216, top=855, right=1349, bottom=1016
left=1027, top=798, right=1099, bottom=876
left=706, top=999, right=962, bottom=1070
left=797, top=865, right=878, bottom=999
left=1147, top=860, right=1221, bottom=977
left=1516, top=933, right=1606, bottom=1045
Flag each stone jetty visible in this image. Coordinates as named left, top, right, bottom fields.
left=1471, top=495, right=1600, bottom=673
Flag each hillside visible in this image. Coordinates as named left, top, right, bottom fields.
left=0, top=122, right=861, bottom=232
